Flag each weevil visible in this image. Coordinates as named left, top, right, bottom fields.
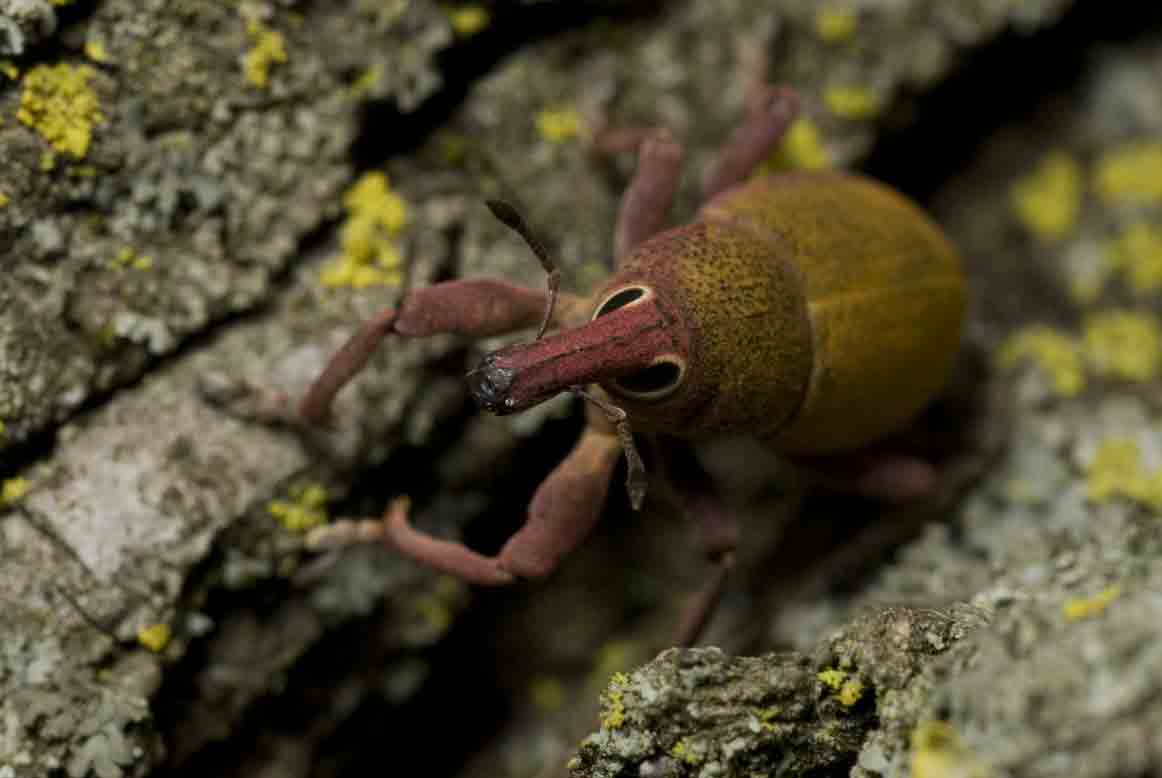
left=250, top=84, right=965, bottom=646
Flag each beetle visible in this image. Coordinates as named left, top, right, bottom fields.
left=245, top=84, right=965, bottom=645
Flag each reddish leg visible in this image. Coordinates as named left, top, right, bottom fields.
left=610, top=129, right=685, bottom=262
left=205, top=279, right=581, bottom=426
left=791, top=447, right=939, bottom=503
left=301, top=279, right=580, bottom=422
left=656, top=439, right=740, bottom=647
left=701, top=84, right=800, bottom=201
left=307, top=401, right=624, bottom=585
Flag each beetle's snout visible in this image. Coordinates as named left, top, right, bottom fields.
left=466, top=356, right=517, bottom=414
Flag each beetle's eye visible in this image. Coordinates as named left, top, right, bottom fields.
left=611, top=358, right=684, bottom=401
left=593, top=286, right=648, bottom=319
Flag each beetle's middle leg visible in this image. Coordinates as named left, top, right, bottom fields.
left=701, top=84, right=800, bottom=201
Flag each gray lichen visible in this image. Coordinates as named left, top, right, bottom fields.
left=571, top=607, right=987, bottom=778
left=12, top=0, right=1158, bottom=777
left=0, top=0, right=56, bottom=57
left=0, top=0, right=467, bottom=454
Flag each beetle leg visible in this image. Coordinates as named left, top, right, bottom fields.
left=495, top=401, right=623, bottom=578
left=308, top=401, right=623, bottom=585
left=656, top=439, right=740, bottom=647
left=294, top=279, right=583, bottom=424
left=613, top=129, right=686, bottom=262
left=307, top=496, right=516, bottom=585
left=701, top=84, right=800, bottom=201
left=791, top=448, right=938, bottom=503
left=202, top=278, right=577, bottom=427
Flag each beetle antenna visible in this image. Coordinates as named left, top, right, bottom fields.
left=571, top=386, right=648, bottom=510
left=486, top=199, right=561, bottom=341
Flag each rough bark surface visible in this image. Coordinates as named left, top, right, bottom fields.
left=18, top=1, right=1162, bottom=778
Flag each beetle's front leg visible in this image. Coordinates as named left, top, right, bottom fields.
left=307, top=400, right=624, bottom=584
left=206, top=279, right=583, bottom=426
left=299, top=279, right=587, bottom=423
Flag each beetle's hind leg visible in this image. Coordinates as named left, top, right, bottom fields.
left=701, top=84, right=800, bottom=202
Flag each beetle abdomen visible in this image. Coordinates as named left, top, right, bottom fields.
left=701, top=172, right=966, bottom=453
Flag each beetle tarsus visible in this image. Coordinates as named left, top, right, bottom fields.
left=311, top=496, right=516, bottom=586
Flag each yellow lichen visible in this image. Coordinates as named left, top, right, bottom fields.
left=670, top=738, right=704, bottom=766
left=814, top=7, right=858, bottom=44
left=1, top=61, right=18, bottom=80
left=836, top=678, right=864, bottom=707
left=17, top=63, right=104, bottom=159
left=535, top=106, right=585, bottom=144
left=0, top=477, right=29, bottom=508
left=529, top=677, right=566, bottom=712
left=817, top=668, right=863, bottom=706
left=755, top=706, right=783, bottom=733
left=1082, top=310, right=1162, bottom=382
left=1062, top=584, right=1122, bottom=623
left=84, top=40, right=110, bottom=64
left=109, top=246, right=153, bottom=271
left=817, top=668, right=847, bottom=690
left=0, top=192, right=8, bottom=208
left=762, top=117, right=830, bottom=172
left=910, top=720, right=991, bottom=778
left=1093, top=141, right=1162, bottom=205
left=319, top=171, right=409, bottom=289
left=1104, top=221, right=1162, bottom=295
left=267, top=482, right=330, bottom=533
left=1009, top=150, right=1082, bottom=243
left=996, top=326, right=1085, bottom=397
left=1084, top=437, right=1162, bottom=510
left=446, top=5, right=490, bottom=37
left=599, top=672, right=630, bottom=729
left=585, top=639, right=641, bottom=698
left=136, top=623, right=171, bottom=652
left=348, top=63, right=383, bottom=99
left=243, top=20, right=288, bottom=89
left=823, top=85, right=881, bottom=120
